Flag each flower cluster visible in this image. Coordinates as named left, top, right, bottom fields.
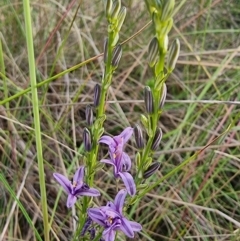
left=88, top=189, right=141, bottom=241
left=99, top=127, right=136, bottom=196
left=53, top=128, right=141, bottom=241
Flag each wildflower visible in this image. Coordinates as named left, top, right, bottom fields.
left=53, top=166, right=100, bottom=208
left=88, top=189, right=142, bottom=241
left=99, top=127, right=136, bottom=196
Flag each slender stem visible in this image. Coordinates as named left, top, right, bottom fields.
left=23, top=1, right=49, bottom=240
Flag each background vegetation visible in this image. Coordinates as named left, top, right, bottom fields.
left=1, top=0, right=240, bottom=240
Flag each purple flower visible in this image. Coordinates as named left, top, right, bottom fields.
left=53, top=166, right=100, bottom=208
left=88, top=189, right=142, bottom=241
left=99, top=127, right=136, bottom=196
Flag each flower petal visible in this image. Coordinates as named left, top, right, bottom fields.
left=122, top=152, right=131, bottom=171
left=118, top=172, right=136, bottom=196
left=100, top=159, right=115, bottom=166
left=129, top=220, right=142, bottom=232
left=99, top=136, right=115, bottom=146
left=73, top=166, right=85, bottom=184
left=53, top=173, right=71, bottom=194
left=114, top=189, right=127, bottom=214
left=103, top=226, right=117, bottom=241
left=120, top=217, right=134, bottom=238
left=88, top=208, right=106, bottom=226
left=76, top=187, right=100, bottom=197
left=67, top=194, right=77, bottom=208
left=119, top=127, right=133, bottom=144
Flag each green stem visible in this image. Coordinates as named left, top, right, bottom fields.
left=23, top=1, right=49, bottom=240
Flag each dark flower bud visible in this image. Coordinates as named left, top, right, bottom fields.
left=93, top=83, right=101, bottom=107
left=80, top=217, right=92, bottom=236
left=143, top=162, right=161, bottom=179
left=148, top=37, right=159, bottom=68
left=111, top=44, right=122, bottom=68
left=89, top=228, right=96, bottom=240
left=83, top=128, right=92, bottom=152
left=85, top=105, right=93, bottom=126
left=167, top=38, right=180, bottom=72
left=134, top=124, right=145, bottom=149
left=159, top=83, right=167, bottom=109
left=151, top=127, right=162, bottom=151
left=144, top=86, right=154, bottom=114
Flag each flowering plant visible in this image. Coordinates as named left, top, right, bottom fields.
left=52, top=0, right=179, bottom=240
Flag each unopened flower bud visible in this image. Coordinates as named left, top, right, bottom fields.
left=117, top=7, right=127, bottom=31
left=167, top=38, right=180, bottom=72
left=144, top=86, right=154, bottom=114
left=80, top=217, right=92, bottom=236
left=148, top=37, right=159, bottom=68
left=143, top=162, right=161, bottom=179
left=161, top=0, right=175, bottom=22
left=85, top=105, right=93, bottom=126
left=89, top=228, right=96, bottom=240
left=159, top=83, right=167, bottom=109
left=103, top=38, right=108, bottom=64
left=83, top=128, right=92, bottom=152
left=93, top=83, right=101, bottom=107
left=151, top=127, right=162, bottom=151
left=105, top=0, right=113, bottom=19
left=134, top=124, right=145, bottom=149
left=111, top=0, right=121, bottom=20
left=111, top=44, right=122, bottom=68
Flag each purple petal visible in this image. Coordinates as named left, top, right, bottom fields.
left=120, top=217, right=134, bottom=238
left=106, top=201, right=116, bottom=210
left=88, top=208, right=106, bottom=226
left=73, top=166, right=85, bottom=184
left=99, top=136, right=115, bottom=146
left=103, top=226, right=117, bottom=241
left=114, top=189, right=127, bottom=214
left=119, top=127, right=133, bottom=144
left=100, top=159, right=115, bottom=166
left=129, top=220, right=142, bottom=232
left=53, top=173, right=71, bottom=194
left=67, top=194, right=77, bottom=208
left=118, top=172, right=136, bottom=196
left=76, top=187, right=100, bottom=197
left=122, top=152, right=131, bottom=171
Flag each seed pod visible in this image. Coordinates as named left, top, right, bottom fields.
left=144, top=86, right=154, bottom=114
left=117, top=7, right=127, bottom=31
left=161, top=0, right=175, bottom=22
left=143, top=162, right=161, bottom=179
left=85, top=105, right=93, bottom=126
left=134, top=124, right=145, bottom=149
left=151, top=127, right=162, bottom=151
left=103, top=38, right=108, bottom=64
left=93, top=83, right=101, bottom=107
left=83, top=128, right=92, bottom=152
left=159, top=83, right=167, bottom=109
left=148, top=37, right=159, bottom=68
left=111, top=44, right=122, bottom=68
left=167, top=38, right=180, bottom=72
